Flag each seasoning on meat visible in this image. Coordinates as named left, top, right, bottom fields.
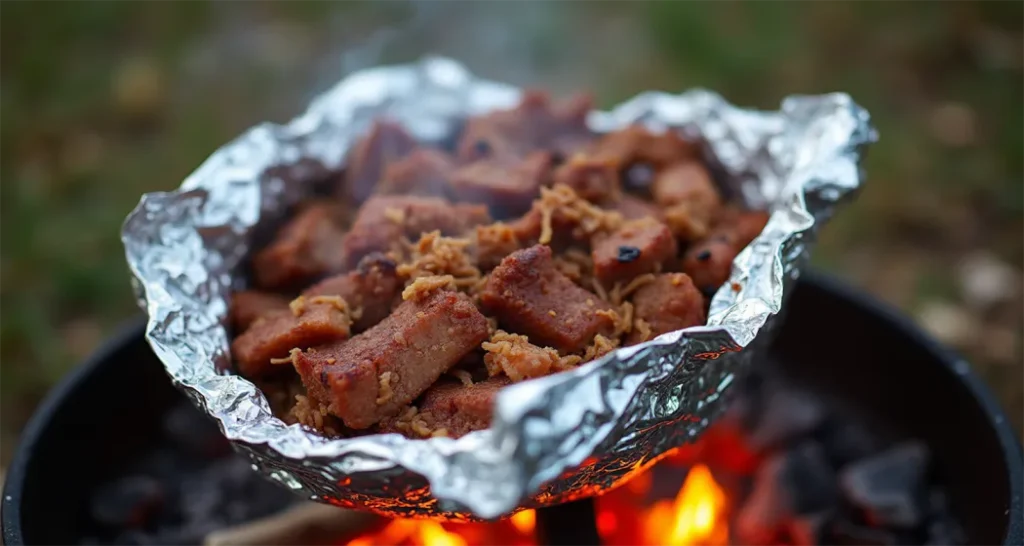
left=481, top=244, right=615, bottom=353
left=626, top=273, right=706, bottom=345
left=303, top=252, right=401, bottom=332
left=344, top=120, right=417, bottom=203
left=450, top=151, right=553, bottom=218
left=378, top=376, right=513, bottom=438
left=230, top=291, right=289, bottom=332
left=252, top=203, right=347, bottom=290
left=482, top=330, right=579, bottom=382
left=341, top=196, right=491, bottom=268
left=551, top=154, right=619, bottom=203
left=292, top=290, right=489, bottom=429
left=474, top=222, right=523, bottom=271
left=397, top=231, right=481, bottom=289
left=533, top=184, right=625, bottom=246
left=377, top=148, right=454, bottom=198
left=231, top=301, right=354, bottom=379
left=592, top=217, right=677, bottom=284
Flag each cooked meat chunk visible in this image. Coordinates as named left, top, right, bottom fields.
left=716, top=208, right=770, bottom=251
left=481, top=244, right=615, bottom=353
left=681, top=239, right=738, bottom=291
left=252, top=203, right=347, bottom=290
left=303, top=253, right=401, bottom=332
left=592, top=218, right=677, bottom=284
left=607, top=194, right=664, bottom=221
left=511, top=185, right=626, bottom=250
left=456, top=91, right=593, bottom=162
left=627, top=273, right=706, bottom=345
left=681, top=209, right=769, bottom=290
left=652, top=161, right=721, bottom=210
left=232, top=302, right=353, bottom=379
left=377, top=148, right=454, bottom=198
left=482, top=330, right=577, bottom=382
left=344, top=120, right=417, bottom=203
left=341, top=196, right=491, bottom=267
left=377, top=376, right=512, bottom=438
left=230, top=291, right=289, bottom=332
left=293, top=290, right=489, bottom=429
left=551, top=154, right=619, bottom=202
left=450, top=151, right=552, bottom=218
left=592, top=125, right=698, bottom=170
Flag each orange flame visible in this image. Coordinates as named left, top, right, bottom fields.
left=643, top=464, right=729, bottom=546
left=342, top=509, right=536, bottom=546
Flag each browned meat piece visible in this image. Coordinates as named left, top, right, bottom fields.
left=293, top=290, right=489, bottom=429
left=377, top=376, right=512, bottom=438
left=681, top=239, right=738, bottom=291
left=592, top=125, right=698, bottom=170
left=481, top=244, right=615, bottom=353
left=681, top=209, right=769, bottom=289
left=607, top=194, right=664, bottom=221
left=652, top=161, right=721, bottom=210
left=627, top=273, right=706, bottom=345
left=303, top=253, right=401, bottom=332
left=592, top=218, right=677, bottom=285
left=450, top=152, right=552, bottom=218
left=230, top=291, right=289, bottom=332
left=551, top=154, right=619, bottom=202
left=377, top=148, right=454, bottom=198
left=341, top=196, right=491, bottom=267
left=456, top=91, right=594, bottom=162
left=252, top=203, right=347, bottom=290
left=344, top=120, right=417, bottom=203
left=232, top=302, right=353, bottom=379
left=715, top=208, right=770, bottom=251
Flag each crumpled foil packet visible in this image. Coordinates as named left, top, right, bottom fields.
left=122, top=57, right=876, bottom=519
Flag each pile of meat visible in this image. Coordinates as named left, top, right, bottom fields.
left=230, top=91, right=768, bottom=440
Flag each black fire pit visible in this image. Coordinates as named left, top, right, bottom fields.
left=3, top=272, right=1021, bottom=545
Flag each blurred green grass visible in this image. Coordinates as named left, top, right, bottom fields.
left=1, top=1, right=1021, bottom=462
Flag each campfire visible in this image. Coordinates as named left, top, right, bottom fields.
left=339, top=453, right=731, bottom=546
left=334, top=367, right=966, bottom=546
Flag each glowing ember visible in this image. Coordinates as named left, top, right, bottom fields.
left=343, top=510, right=536, bottom=546
left=509, top=510, right=536, bottom=534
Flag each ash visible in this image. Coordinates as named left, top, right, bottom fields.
left=80, top=402, right=297, bottom=546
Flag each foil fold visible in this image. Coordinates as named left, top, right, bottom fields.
left=122, top=57, right=876, bottom=519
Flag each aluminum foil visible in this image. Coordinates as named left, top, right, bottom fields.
left=122, top=57, right=876, bottom=519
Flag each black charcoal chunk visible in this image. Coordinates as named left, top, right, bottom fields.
left=113, top=530, right=157, bottom=546
left=736, top=441, right=841, bottom=545
left=840, top=441, right=930, bottom=528
left=748, top=385, right=826, bottom=450
left=827, top=520, right=900, bottom=546
left=813, top=412, right=882, bottom=467
left=91, top=475, right=165, bottom=529
left=786, top=441, right=840, bottom=514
